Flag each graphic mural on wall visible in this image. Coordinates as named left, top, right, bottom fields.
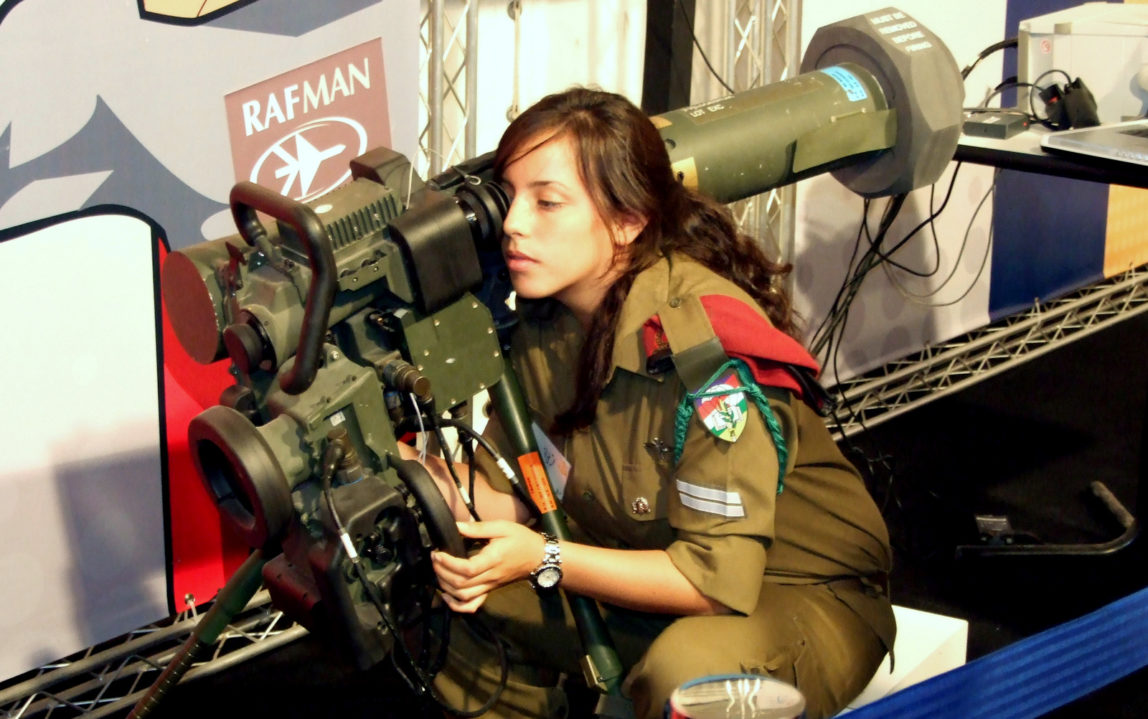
left=0, top=0, right=418, bottom=680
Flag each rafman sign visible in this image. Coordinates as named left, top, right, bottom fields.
left=225, top=39, right=392, bottom=202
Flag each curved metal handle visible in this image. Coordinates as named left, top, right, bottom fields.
left=229, top=181, right=337, bottom=394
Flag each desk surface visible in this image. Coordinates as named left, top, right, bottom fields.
left=955, top=127, right=1148, bottom=190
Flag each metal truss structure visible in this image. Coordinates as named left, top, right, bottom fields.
left=727, top=0, right=801, bottom=265
left=693, top=0, right=802, bottom=265
left=418, top=0, right=479, bottom=177
left=0, top=593, right=303, bottom=719
left=827, top=264, right=1148, bottom=440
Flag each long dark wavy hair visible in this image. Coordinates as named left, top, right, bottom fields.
left=494, top=87, right=797, bottom=434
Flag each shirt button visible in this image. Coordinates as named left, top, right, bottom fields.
left=582, top=489, right=595, bottom=502
left=631, top=497, right=651, bottom=515
left=668, top=297, right=682, bottom=308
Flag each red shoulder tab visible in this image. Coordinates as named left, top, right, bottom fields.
left=642, top=295, right=819, bottom=395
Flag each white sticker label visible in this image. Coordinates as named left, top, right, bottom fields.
left=531, top=422, right=571, bottom=500
left=821, top=66, right=868, bottom=102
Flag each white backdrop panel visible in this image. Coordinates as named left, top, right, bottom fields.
left=0, top=213, right=166, bottom=680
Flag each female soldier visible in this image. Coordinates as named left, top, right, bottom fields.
left=404, top=87, right=894, bottom=719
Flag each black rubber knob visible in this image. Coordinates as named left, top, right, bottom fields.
left=223, top=322, right=265, bottom=375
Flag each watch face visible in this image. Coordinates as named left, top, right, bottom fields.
left=535, top=565, right=562, bottom=589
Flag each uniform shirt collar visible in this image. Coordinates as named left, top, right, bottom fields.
left=609, top=255, right=675, bottom=382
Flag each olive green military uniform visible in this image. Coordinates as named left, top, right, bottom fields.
left=435, top=255, right=895, bottom=719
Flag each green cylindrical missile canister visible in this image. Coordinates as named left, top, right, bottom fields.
left=654, top=62, right=894, bottom=204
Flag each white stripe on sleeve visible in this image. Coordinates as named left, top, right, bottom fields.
left=675, top=479, right=745, bottom=518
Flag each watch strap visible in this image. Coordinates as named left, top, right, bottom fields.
left=529, top=532, right=562, bottom=591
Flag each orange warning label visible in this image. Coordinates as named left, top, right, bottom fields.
left=517, top=452, right=558, bottom=515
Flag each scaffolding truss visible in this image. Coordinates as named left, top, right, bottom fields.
left=0, top=593, right=303, bottom=719
left=829, top=265, right=1148, bottom=440
left=419, top=0, right=478, bottom=177
left=719, top=0, right=801, bottom=264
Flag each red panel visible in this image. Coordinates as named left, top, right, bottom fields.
left=158, top=244, right=249, bottom=610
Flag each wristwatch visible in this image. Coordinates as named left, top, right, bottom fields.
left=529, top=533, right=563, bottom=592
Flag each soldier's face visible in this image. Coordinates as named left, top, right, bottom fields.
left=499, top=132, right=637, bottom=326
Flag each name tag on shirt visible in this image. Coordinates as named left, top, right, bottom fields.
left=531, top=422, right=571, bottom=500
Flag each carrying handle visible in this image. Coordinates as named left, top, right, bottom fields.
left=230, top=181, right=337, bottom=395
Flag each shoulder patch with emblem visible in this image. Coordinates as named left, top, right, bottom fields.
left=693, top=368, right=748, bottom=443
